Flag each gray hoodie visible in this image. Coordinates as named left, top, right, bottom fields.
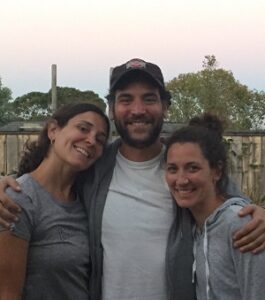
left=193, top=197, right=265, bottom=300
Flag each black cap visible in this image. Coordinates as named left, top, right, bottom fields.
left=109, top=58, right=166, bottom=92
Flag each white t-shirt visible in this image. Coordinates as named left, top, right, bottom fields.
left=102, top=150, right=174, bottom=300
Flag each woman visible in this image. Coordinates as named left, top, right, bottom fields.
left=0, top=102, right=110, bottom=299
left=164, top=113, right=265, bottom=300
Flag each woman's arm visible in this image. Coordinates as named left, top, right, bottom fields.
left=0, top=231, right=28, bottom=300
left=230, top=215, right=265, bottom=299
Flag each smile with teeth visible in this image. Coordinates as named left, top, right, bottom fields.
left=127, top=120, right=151, bottom=129
left=74, top=146, right=92, bottom=158
left=127, top=117, right=151, bottom=124
left=174, top=187, right=195, bottom=194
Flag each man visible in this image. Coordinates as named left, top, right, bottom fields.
left=0, top=58, right=265, bottom=300
left=85, top=59, right=192, bottom=300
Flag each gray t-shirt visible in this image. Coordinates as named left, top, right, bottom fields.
left=101, top=150, right=174, bottom=300
left=0, top=174, right=90, bottom=300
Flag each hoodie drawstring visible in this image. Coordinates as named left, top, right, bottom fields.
left=193, top=224, right=211, bottom=300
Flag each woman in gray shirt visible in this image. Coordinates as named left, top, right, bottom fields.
left=0, top=102, right=109, bottom=300
left=165, top=113, right=265, bottom=300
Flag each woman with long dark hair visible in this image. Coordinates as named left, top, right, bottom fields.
left=0, top=102, right=110, bottom=299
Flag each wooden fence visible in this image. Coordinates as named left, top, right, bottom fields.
left=225, top=133, right=265, bottom=203
left=0, top=133, right=38, bottom=176
left=0, top=128, right=265, bottom=202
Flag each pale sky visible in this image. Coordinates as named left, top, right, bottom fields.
left=1, top=0, right=265, bottom=100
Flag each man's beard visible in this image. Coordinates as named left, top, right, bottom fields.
left=114, top=116, right=163, bottom=149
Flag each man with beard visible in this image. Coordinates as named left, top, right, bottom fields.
left=85, top=59, right=195, bottom=300
left=1, top=58, right=265, bottom=300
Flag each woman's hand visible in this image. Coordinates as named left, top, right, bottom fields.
left=0, top=176, right=21, bottom=229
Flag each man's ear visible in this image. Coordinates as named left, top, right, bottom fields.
left=108, top=103, right=114, bottom=120
left=163, top=109, right=168, bottom=119
left=162, top=102, right=169, bottom=119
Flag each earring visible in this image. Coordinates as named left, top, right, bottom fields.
left=50, top=139, right=55, bottom=145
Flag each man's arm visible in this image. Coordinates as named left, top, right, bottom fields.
left=0, top=176, right=21, bottom=228
left=0, top=231, right=28, bottom=299
left=233, top=204, right=265, bottom=253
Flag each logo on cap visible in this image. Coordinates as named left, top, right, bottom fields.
left=126, top=59, right=146, bottom=70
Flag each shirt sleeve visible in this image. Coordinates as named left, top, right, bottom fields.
left=0, top=188, right=36, bottom=241
left=228, top=213, right=265, bottom=300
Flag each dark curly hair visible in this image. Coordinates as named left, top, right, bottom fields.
left=17, top=102, right=110, bottom=177
left=165, top=113, right=228, bottom=195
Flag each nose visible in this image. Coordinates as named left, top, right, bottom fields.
left=175, top=171, right=189, bottom=185
left=131, top=99, right=146, bottom=115
left=85, top=133, right=96, bottom=146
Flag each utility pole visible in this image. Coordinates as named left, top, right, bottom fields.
left=51, top=64, right=57, bottom=112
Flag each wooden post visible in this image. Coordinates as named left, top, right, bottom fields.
left=51, top=64, right=57, bottom=112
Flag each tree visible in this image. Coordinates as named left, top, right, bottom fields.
left=11, top=91, right=49, bottom=121
left=248, top=91, right=265, bottom=129
left=0, top=78, right=15, bottom=125
left=51, top=87, right=106, bottom=111
left=12, top=87, right=106, bottom=121
left=166, top=56, right=265, bottom=130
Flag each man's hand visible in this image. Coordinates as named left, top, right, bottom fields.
left=0, top=176, right=21, bottom=229
left=233, top=204, right=265, bottom=254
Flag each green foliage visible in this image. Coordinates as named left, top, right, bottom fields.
left=12, top=92, right=49, bottom=121
left=51, top=87, right=106, bottom=111
left=248, top=91, right=265, bottom=130
left=166, top=55, right=265, bottom=130
left=0, top=78, right=15, bottom=125
left=12, top=87, right=106, bottom=121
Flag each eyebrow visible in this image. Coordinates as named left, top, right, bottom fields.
left=166, top=161, right=199, bottom=166
left=79, top=120, right=107, bottom=137
left=166, top=162, right=176, bottom=166
left=116, top=92, right=132, bottom=98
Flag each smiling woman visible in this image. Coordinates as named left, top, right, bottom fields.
left=48, top=110, right=108, bottom=174
left=164, top=113, right=265, bottom=300
left=0, top=102, right=110, bottom=300
left=17, top=103, right=110, bottom=177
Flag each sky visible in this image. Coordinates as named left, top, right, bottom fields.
left=1, top=0, right=265, bottom=101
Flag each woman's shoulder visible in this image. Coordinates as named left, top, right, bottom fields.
left=215, top=197, right=251, bottom=230
left=6, top=174, right=41, bottom=206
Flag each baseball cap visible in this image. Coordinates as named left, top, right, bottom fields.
left=109, top=58, right=166, bottom=92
